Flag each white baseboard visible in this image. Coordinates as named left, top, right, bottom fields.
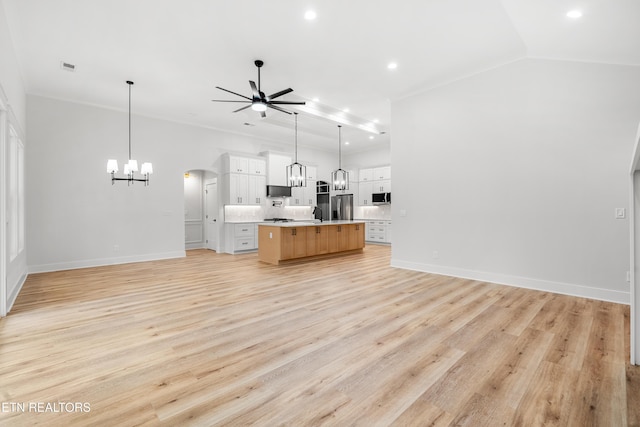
left=391, top=258, right=630, bottom=305
left=28, top=251, right=186, bottom=274
left=6, top=272, right=27, bottom=313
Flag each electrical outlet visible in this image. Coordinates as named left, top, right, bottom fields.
left=432, top=250, right=439, bottom=260
left=113, top=245, right=120, bottom=252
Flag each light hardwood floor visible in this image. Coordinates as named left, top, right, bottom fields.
left=1, top=246, right=638, bottom=426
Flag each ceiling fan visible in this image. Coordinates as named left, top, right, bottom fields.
left=212, top=60, right=305, bottom=118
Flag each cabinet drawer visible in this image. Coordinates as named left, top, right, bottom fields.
left=235, top=237, right=255, bottom=250
left=234, top=224, right=255, bottom=237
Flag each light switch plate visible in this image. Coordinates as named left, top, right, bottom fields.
left=615, top=208, right=626, bottom=219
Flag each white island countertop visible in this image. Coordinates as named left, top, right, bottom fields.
left=258, top=220, right=365, bottom=228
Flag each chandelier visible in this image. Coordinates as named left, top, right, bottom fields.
left=286, top=112, right=306, bottom=187
left=331, top=125, right=349, bottom=190
left=107, top=81, right=153, bottom=185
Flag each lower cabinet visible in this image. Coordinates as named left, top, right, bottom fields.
left=365, top=220, right=392, bottom=244
left=225, top=222, right=258, bottom=253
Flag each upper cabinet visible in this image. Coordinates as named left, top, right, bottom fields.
left=357, top=165, right=391, bottom=205
left=223, top=154, right=265, bottom=176
left=221, top=153, right=267, bottom=206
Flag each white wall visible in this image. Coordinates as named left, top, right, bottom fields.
left=391, top=58, right=640, bottom=303
left=26, top=95, right=342, bottom=272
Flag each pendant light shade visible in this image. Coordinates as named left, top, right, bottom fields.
left=286, top=112, right=307, bottom=187
left=331, top=125, right=349, bottom=190
left=107, top=80, right=153, bottom=186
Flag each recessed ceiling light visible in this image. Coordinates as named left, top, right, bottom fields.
left=312, top=97, right=319, bottom=102
left=369, top=136, right=374, bottom=140
left=566, top=10, right=582, bottom=19
left=343, top=108, right=350, bottom=113
left=345, top=141, right=350, bottom=145
left=304, top=10, right=317, bottom=20
left=387, top=62, right=398, bottom=70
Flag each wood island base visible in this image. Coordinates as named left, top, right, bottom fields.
left=258, top=222, right=365, bottom=265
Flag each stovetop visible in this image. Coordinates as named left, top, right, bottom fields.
left=264, top=218, right=294, bottom=222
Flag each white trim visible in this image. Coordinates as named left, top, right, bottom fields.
left=28, top=251, right=186, bottom=274
left=628, top=121, right=640, bottom=365
left=391, top=258, right=630, bottom=305
left=6, top=272, right=26, bottom=313
left=0, top=98, right=6, bottom=317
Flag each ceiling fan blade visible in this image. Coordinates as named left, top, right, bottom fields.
left=269, top=101, right=306, bottom=105
left=211, top=99, right=251, bottom=103
left=267, top=88, right=293, bottom=100
left=215, top=86, right=252, bottom=100
left=233, top=105, right=252, bottom=113
left=267, top=104, right=292, bottom=115
left=249, top=81, right=260, bottom=99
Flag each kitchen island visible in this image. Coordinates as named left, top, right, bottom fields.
left=258, top=220, right=365, bottom=264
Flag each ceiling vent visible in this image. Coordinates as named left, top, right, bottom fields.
left=60, top=61, right=76, bottom=72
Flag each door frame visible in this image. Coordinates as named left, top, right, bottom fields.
left=628, top=122, right=640, bottom=365
left=0, top=99, right=7, bottom=317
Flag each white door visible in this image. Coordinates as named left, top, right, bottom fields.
left=205, top=182, right=218, bottom=251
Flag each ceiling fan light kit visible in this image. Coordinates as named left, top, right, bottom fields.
left=212, top=60, right=305, bottom=118
left=287, top=112, right=307, bottom=188
left=107, top=81, right=153, bottom=186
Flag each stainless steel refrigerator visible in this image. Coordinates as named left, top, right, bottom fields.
left=331, top=194, right=353, bottom=221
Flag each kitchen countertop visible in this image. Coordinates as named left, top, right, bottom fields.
left=258, top=220, right=365, bottom=228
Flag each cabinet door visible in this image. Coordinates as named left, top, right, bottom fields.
left=358, top=181, right=373, bottom=206
left=359, top=168, right=374, bottom=182
left=248, top=175, right=266, bottom=205
left=374, top=180, right=391, bottom=193
left=327, top=225, right=339, bottom=253
left=304, top=180, right=317, bottom=206
left=248, top=158, right=266, bottom=175
left=229, top=173, right=249, bottom=205
left=306, top=166, right=317, bottom=181
left=230, top=156, right=249, bottom=173
left=351, top=223, right=365, bottom=249
left=290, top=186, right=304, bottom=205
left=281, top=228, right=306, bottom=259
left=336, top=225, right=350, bottom=251
left=373, top=166, right=391, bottom=180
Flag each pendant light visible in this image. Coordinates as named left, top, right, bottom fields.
left=286, top=112, right=306, bottom=187
left=107, top=81, right=153, bottom=186
left=331, top=125, right=349, bottom=190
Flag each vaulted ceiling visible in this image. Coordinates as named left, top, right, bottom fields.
left=3, top=0, right=639, bottom=153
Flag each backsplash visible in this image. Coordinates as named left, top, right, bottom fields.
left=355, top=205, right=391, bottom=220
left=224, top=203, right=313, bottom=222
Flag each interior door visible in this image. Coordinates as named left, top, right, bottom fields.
left=205, top=182, right=218, bottom=251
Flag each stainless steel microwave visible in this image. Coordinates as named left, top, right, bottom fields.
left=372, top=192, right=391, bottom=204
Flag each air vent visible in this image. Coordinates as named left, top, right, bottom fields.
left=60, top=61, right=76, bottom=72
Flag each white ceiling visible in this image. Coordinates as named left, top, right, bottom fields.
left=3, top=0, right=639, bottom=153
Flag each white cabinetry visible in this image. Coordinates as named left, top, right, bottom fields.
left=365, top=220, right=392, bottom=244
left=358, top=181, right=373, bottom=206
left=225, top=222, right=258, bottom=253
left=357, top=165, right=391, bottom=205
left=227, top=173, right=249, bottom=205
left=222, top=153, right=266, bottom=206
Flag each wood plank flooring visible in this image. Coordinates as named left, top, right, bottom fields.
left=0, top=245, right=638, bottom=426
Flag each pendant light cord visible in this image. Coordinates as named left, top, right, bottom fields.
left=127, top=80, right=133, bottom=161
left=338, top=125, right=342, bottom=169
left=294, top=112, right=298, bottom=162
